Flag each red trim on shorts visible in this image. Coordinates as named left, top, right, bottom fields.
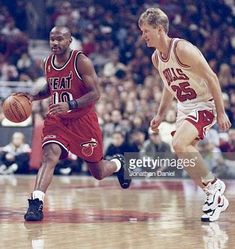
left=171, top=130, right=200, bottom=141
left=42, top=140, right=69, bottom=159
left=185, top=110, right=215, bottom=139
left=171, top=110, right=215, bottom=140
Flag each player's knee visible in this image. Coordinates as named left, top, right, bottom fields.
left=42, top=144, right=61, bottom=166
left=172, top=139, right=187, bottom=153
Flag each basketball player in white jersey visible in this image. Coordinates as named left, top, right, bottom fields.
left=138, top=8, right=231, bottom=222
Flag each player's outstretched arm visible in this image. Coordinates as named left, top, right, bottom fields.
left=175, top=40, right=231, bottom=131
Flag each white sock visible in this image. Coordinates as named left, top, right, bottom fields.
left=32, top=190, right=45, bottom=202
left=111, top=159, right=121, bottom=172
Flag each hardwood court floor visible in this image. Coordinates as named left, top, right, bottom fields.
left=0, top=175, right=235, bottom=249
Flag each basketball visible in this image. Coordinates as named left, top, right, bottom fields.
left=2, top=95, right=32, bottom=123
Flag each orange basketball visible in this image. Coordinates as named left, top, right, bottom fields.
left=2, top=95, right=32, bottom=123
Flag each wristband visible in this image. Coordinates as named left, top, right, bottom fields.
left=68, top=100, right=79, bottom=110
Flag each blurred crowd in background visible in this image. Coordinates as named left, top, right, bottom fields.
left=0, top=0, right=235, bottom=177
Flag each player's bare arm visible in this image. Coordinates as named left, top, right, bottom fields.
left=150, top=51, right=174, bottom=132
left=31, top=60, right=51, bottom=101
left=150, top=86, right=174, bottom=132
left=13, top=59, right=50, bottom=102
left=175, top=40, right=231, bottom=131
left=151, top=50, right=158, bottom=69
left=12, top=83, right=50, bottom=102
left=151, top=50, right=174, bottom=118
left=74, top=53, right=100, bottom=107
left=31, top=82, right=50, bottom=101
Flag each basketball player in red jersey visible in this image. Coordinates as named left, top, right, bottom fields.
left=20, top=26, right=131, bottom=221
left=138, top=8, right=231, bottom=222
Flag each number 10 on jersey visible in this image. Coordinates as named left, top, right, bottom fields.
left=52, top=91, right=73, bottom=104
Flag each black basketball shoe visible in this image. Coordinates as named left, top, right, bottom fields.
left=24, top=198, right=44, bottom=221
left=112, top=154, right=131, bottom=189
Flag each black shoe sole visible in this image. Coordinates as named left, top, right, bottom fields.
left=24, top=213, right=44, bottom=221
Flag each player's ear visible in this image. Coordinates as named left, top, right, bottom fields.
left=157, top=25, right=162, bottom=32
left=158, top=25, right=165, bottom=33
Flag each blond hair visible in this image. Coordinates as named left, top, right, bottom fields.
left=138, top=8, right=169, bottom=34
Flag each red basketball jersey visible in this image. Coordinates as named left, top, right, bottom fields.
left=44, top=50, right=94, bottom=119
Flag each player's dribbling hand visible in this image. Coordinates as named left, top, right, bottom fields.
left=217, top=112, right=231, bottom=131
left=49, top=102, right=70, bottom=115
left=150, top=115, right=163, bottom=134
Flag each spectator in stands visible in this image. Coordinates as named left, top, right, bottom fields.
left=103, top=109, right=124, bottom=138
left=141, top=128, right=173, bottom=175
left=0, top=132, right=31, bottom=174
left=54, top=152, right=83, bottom=176
left=103, top=50, right=126, bottom=78
left=141, top=128, right=171, bottom=155
left=218, top=63, right=235, bottom=89
left=1, top=19, right=21, bottom=36
left=17, top=53, right=33, bottom=75
left=105, top=131, right=129, bottom=158
left=220, top=129, right=235, bottom=160
left=1, top=63, right=18, bottom=81
left=128, top=129, right=146, bottom=153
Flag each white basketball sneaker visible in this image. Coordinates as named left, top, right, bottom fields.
left=201, top=195, right=229, bottom=222
left=202, top=179, right=226, bottom=213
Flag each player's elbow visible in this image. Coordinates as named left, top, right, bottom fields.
left=211, top=72, right=218, bottom=82
left=207, top=72, right=219, bottom=86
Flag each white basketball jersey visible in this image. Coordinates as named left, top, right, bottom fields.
left=155, top=38, right=213, bottom=109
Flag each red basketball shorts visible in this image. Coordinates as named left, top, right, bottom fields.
left=42, top=111, right=103, bottom=163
